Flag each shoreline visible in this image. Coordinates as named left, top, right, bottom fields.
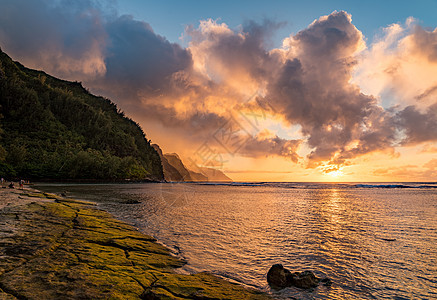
left=0, top=187, right=270, bottom=299
left=35, top=182, right=269, bottom=292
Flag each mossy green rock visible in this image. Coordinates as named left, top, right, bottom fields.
left=0, top=196, right=269, bottom=299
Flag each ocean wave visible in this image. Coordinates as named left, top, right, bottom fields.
left=195, top=182, right=437, bottom=189
left=197, top=182, right=265, bottom=187
left=354, top=184, right=437, bottom=189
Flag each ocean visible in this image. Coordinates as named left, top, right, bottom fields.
left=37, top=182, right=437, bottom=299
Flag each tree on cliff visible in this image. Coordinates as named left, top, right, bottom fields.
left=0, top=49, right=163, bottom=180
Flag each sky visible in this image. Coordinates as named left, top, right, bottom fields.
left=0, top=0, right=436, bottom=182
left=117, top=0, right=437, bottom=47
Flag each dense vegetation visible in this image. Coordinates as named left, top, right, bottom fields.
left=0, top=49, right=163, bottom=180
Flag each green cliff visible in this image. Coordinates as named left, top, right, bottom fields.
left=0, top=49, right=163, bottom=181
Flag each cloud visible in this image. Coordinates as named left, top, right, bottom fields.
left=409, top=25, right=437, bottom=62
left=424, top=158, right=437, bottom=169
left=185, top=18, right=284, bottom=97
left=1, top=2, right=436, bottom=171
left=238, top=130, right=301, bottom=162
left=420, top=143, right=437, bottom=153
left=265, top=11, right=396, bottom=166
left=0, top=0, right=193, bottom=99
left=0, top=0, right=107, bottom=80
left=181, top=11, right=398, bottom=167
left=354, top=18, right=437, bottom=109
left=373, top=159, right=437, bottom=179
left=396, top=103, right=437, bottom=145
left=96, top=15, right=192, bottom=101
left=416, top=85, right=437, bottom=101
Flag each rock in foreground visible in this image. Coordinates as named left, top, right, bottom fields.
left=267, top=264, right=327, bottom=290
left=290, top=270, right=320, bottom=289
left=267, top=264, right=292, bottom=288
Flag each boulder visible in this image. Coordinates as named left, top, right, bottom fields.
left=266, top=264, right=292, bottom=288
left=267, top=265, right=329, bottom=290
left=289, top=270, right=319, bottom=289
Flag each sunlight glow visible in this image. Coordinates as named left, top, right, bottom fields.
left=326, top=170, right=344, bottom=178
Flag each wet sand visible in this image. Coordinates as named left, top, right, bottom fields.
left=0, top=185, right=49, bottom=209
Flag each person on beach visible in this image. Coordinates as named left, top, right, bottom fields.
left=19, top=179, right=24, bottom=189
left=8, top=182, right=14, bottom=189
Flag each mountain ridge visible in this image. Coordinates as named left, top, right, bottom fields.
left=0, top=48, right=163, bottom=180
left=152, top=144, right=232, bottom=182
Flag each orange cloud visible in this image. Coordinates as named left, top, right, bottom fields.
left=420, top=143, right=437, bottom=153
left=373, top=159, right=437, bottom=180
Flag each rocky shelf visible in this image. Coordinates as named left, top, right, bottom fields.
left=0, top=188, right=269, bottom=299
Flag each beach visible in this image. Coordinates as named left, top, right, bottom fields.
left=0, top=186, right=269, bottom=299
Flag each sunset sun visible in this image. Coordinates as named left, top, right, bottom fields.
left=326, top=170, right=344, bottom=178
